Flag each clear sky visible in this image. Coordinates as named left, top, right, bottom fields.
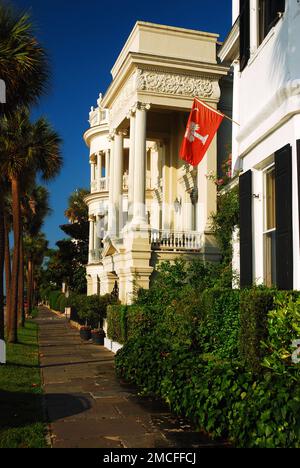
left=13, top=0, right=232, bottom=248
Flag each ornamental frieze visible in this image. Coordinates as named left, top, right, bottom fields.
left=136, top=69, right=214, bottom=98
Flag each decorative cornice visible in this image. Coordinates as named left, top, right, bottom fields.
left=109, top=67, right=220, bottom=130
left=136, top=69, right=214, bottom=98
left=136, top=101, right=151, bottom=111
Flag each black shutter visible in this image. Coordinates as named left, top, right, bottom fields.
left=239, top=170, right=253, bottom=287
left=275, top=144, right=293, bottom=290
left=239, top=0, right=250, bottom=72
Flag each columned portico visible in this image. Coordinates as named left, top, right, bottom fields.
left=84, top=21, right=231, bottom=304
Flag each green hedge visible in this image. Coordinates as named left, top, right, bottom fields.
left=67, top=293, right=118, bottom=328
left=114, top=287, right=300, bottom=447
left=107, top=305, right=146, bottom=343
left=48, top=290, right=62, bottom=311
left=197, top=288, right=240, bottom=359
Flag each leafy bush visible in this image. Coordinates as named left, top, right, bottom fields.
left=239, top=288, right=276, bottom=372
left=67, top=293, right=117, bottom=328
left=48, top=290, right=62, bottom=311
left=107, top=305, right=126, bottom=343
left=262, top=295, right=300, bottom=375
left=114, top=276, right=300, bottom=447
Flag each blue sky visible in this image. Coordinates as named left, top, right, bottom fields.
left=13, top=0, right=232, bottom=248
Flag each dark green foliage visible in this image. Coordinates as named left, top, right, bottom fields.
left=48, top=290, right=62, bottom=311
left=211, top=185, right=239, bottom=266
left=107, top=305, right=127, bottom=343
left=239, top=288, right=276, bottom=371
left=262, top=295, right=300, bottom=375
left=136, top=259, right=230, bottom=311
left=114, top=262, right=300, bottom=447
left=197, top=288, right=240, bottom=359
left=67, top=293, right=118, bottom=328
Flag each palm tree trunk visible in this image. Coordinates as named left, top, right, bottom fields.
left=18, top=229, right=25, bottom=327
left=8, top=176, right=21, bottom=344
left=32, top=263, right=35, bottom=308
left=0, top=190, right=5, bottom=343
left=4, top=217, right=11, bottom=336
left=27, top=257, right=33, bottom=315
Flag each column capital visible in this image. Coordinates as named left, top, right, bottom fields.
left=136, top=101, right=151, bottom=112
left=126, top=107, right=136, bottom=119
left=108, top=131, right=116, bottom=142
left=89, top=153, right=97, bottom=164
left=115, top=129, right=128, bottom=138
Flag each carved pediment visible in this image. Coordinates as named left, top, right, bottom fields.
left=101, top=237, right=119, bottom=258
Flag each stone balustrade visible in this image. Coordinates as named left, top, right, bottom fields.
left=150, top=230, right=203, bottom=251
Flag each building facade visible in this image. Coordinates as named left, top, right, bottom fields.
left=84, top=22, right=230, bottom=303
left=219, top=0, right=300, bottom=290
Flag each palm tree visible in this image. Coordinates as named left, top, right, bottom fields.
left=0, top=3, right=49, bottom=345
left=23, top=185, right=51, bottom=319
left=24, top=232, right=48, bottom=315
left=0, top=108, right=62, bottom=343
left=0, top=4, right=49, bottom=114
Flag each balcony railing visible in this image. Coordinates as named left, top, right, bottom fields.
left=91, top=177, right=109, bottom=193
left=150, top=230, right=203, bottom=251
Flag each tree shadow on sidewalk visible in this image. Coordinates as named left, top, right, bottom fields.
left=0, top=390, right=92, bottom=430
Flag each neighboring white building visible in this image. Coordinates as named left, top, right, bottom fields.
left=84, top=22, right=231, bottom=303
left=219, top=0, right=300, bottom=290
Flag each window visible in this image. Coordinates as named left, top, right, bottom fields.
left=258, top=0, right=285, bottom=45
left=263, top=166, right=276, bottom=286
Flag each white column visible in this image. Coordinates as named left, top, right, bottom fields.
left=105, top=149, right=110, bottom=190
left=97, top=152, right=102, bottom=191
left=160, top=143, right=168, bottom=230
left=113, top=131, right=124, bottom=236
left=89, top=216, right=95, bottom=262
left=128, top=110, right=136, bottom=222
left=132, top=102, right=150, bottom=225
left=90, top=155, right=96, bottom=191
left=94, top=216, right=100, bottom=250
left=107, top=136, right=115, bottom=236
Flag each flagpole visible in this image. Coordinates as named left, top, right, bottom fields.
left=195, top=97, right=240, bottom=127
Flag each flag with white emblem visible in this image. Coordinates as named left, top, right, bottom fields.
left=180, top=98, right=224, bottom=167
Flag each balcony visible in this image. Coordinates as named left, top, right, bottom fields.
left=91, top=177, right=109, bottom=193
left=150, top=230, right=203, bottom=252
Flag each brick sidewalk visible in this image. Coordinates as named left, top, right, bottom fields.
left=37, top=307, right=225, bottom=448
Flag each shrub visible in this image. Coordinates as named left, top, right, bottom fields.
left=262, top=296, right=300, bottom=375
left=49, top=290, right=62, bottom=311
left=68, top=293, right=117, bottom=328
left=57, top=294, right=68, bottom=313
left=197, top=288, right=240, bottom=359
left=107, top=305, right=127, bottom=343
left=115, top=286, right=300, bottom=447
left=239, top=288, right=276, bottom=372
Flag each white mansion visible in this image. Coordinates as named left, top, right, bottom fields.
left=84, top=22, right=231, bottom=303
left=220, top=0, right=300, bottom=290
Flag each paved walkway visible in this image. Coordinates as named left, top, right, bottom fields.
left=37, top=307, right=224, bottom=448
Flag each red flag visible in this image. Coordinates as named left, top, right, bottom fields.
left=180, top=98, right=224, bottom=167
